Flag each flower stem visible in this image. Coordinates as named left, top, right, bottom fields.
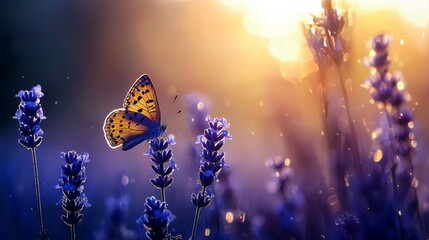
left=31, top=147, right=46, bottom=238
left=405, top=155, right=425, bottom=239
left=321, top=22, right=362, bottom=175
left=160, top=185, right=170, bottom=236
left=390, top=163, right=404, bottom=240
left=70, top=224, right=76, bottom=240
left=335, top=66, right=363, bottom=175
left=160, top=162, right=166, bottom=203
left=161, top=187, right=166, bottom=203
left=190, top=186, right=206, bottom=240
left=318, top=68, right=332, bottom=146
left=382, top=108, right=404, bottom=239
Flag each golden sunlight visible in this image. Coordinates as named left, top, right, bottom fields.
left=219, top=0, right=322, bottom=61
left=350, top=0, right=429, bottom=28
left=219, top=0, right=429, bottom=63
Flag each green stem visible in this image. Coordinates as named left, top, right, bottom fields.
left=31, top=147, right=45, bottom=238
left=190, top=186, right=206, bottom=240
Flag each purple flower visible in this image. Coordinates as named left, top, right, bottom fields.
left=137, top=196, right=174, bottom=240
left=56, top=151, right=91, bottom=226
left=305, top=26, right=330, bottom=67
left=145, top=134, right=177, bottom=190
left=365, top=34, right=416, bottom=158
left=13, top=84, right=46, bottom=149
left=311, top=0, right=347, bottom=64
left=190, top=116, right=231, bottom=240
left=191, top=190, right=212, bottom=208
left=365, top=33, right=423, bottom=238
left=392, top=106, right=415, bottom=157
left=371, top=34, right=392, bottom=52
left=319, top=0, right=345, bottom=36
left=364, top=34, right=394, bottom=105
left=365, top=34, right=392, bottom=71
left=193, top=116, right=231, bottom=198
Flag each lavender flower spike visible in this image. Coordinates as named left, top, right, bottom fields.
left=137, top=196, right=175, bottom=240
left=145, top=134, right=177, bottom=202
left=194, top=116, right=231, bottom=189
left=13, top=84, right=48, bottom=238
left=312, top=0, right=346, bottom=64
left=365, top=33, right=424, bottom=239
left=56, top=151, right=91, bottom=240
left=190, top=116, right=231, bottom=240
left=13, top=84, right=46, bottom=149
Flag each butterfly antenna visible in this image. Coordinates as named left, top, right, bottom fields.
left=164, top=95, right=182, bottom=125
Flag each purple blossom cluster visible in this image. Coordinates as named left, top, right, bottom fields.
left=56, top=151, right=91, bottom=227
left=137, top=196, right=174, bottom=240
left=190, top=116, right=231, bottom=239
left=138, top=134, right=180, bottom=239
left=145, top=134, right=177, bottom=196
left=312, top=0, right=346, bottom=65
left=192, top=116, right=231, bottom=207
left=365, top=34, right=416, bottom=159
left=365, top=33, right=423, bottom=239
left=13, top=85, right=46, bottom=149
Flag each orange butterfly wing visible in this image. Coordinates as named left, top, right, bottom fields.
left=123, top=74, right=161, bottom=124
left=103, top=74, right=163, bottom=150
left=103, top=109, right=150, bottom=149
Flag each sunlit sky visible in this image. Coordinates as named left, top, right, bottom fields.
left=218, top=0, right=429, bottom=62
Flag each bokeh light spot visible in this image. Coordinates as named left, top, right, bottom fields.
left=226, top=211, right=234, bottom=223
left=373, top=149, right=383, bottom=162
left=121, top=175, right=130, bottom=186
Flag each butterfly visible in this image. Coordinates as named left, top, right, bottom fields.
left=103, top=74, right=167, bottom=151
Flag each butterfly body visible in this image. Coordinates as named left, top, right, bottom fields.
left=103, top=74, right=166, bottom=151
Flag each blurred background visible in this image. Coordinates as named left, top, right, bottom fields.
left=1, top=0, right=429, bottom=239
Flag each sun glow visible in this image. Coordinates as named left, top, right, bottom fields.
left=218, top=0, right=429, bottom=63
left=350, top=0, right=429, bottom=28
left=219, top=0, right=322, bottom=61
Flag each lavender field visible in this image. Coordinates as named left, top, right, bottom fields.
left=2, top=0, right=429, bottom=239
